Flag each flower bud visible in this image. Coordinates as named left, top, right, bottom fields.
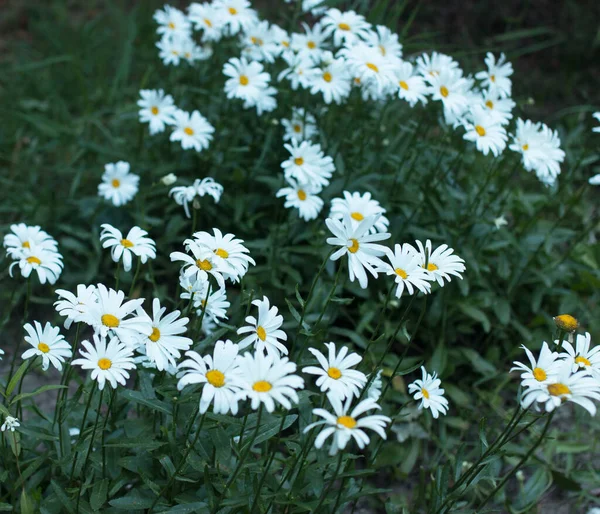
left=554, top=314, right=578, bottom=332
left=161, top=173, right=177, bottom=186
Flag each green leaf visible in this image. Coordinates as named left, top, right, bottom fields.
left=109, top=491, right=155, bottom=510
left=104, top=439, right=166, bottom=450
left=51, top=480, right=75, bottom=514
left=10, top=385, right=67, bottom=405
left=6, top=361, right=30, bottom=397
left=20, top=489, right=35, bottom=514
left=90, top=478, right=109, bottom=511
left=119, top=390, right=171, bottom=415
left=457, top=302, right=491, bottom=332
left=0, top=503, right=13, bottom=512
left=165, top=501, right=208, bottom=513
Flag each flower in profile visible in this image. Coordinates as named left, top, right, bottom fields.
left=276, top=178, right=324, bottom=221
left=510, top=342, right=563, bottom=387
left=98, top=161, right=139, bottom=207
left=154, top=5, right=191, bottom=40
left=303, top=395, right=390, bottom=455
left=302, top=342, right=367, bottom=400
left=554, top=314, right=578, bottom=333
left=321, top=8, right=371, bottom=46
left=223, top=57, right=270, bottom=104
left=329, top=191, right=389, bottom=234
left=559, top=333, right=600, bottom=380
left=281, top=107, right=317, bottom=142
left=236, top=351, right=304, bottom=412
left=177, top=340, right=244, bottom=415
left=137, top=89, right=177, bottom=135
left=415, top=239, right=465, bottom=287
left=213, top=0, right=258, bottom=36
left=237, top=296, right=288, bottom=358
left=170, top=109, right=214, bottom=152
left=309, top=55, right=352, bottom=105
left=326, top=214, right=390, bottom=289
left=395, top=61, right=428, bottom=107
left=169, top=177, right=223, bottom=218
left=475, top=52, right=513, bottom=98
left=416, top=51, right=459, bottom=78
left=281, top=139, right=335, bottom=189
left=137, top=298, right=192, bottom=372
left=1, top=416, right=20, bottom=432
left=21, top=321, right=72, bottom=371
left=463, top=106, right=508, bottom=157
left=366, top=370, right=383, bottom=401
left=408, top=367, right=449, bottom=419
left=170, top=239, right=227, bottom=288
left=72, top=333, right=136, bottom=390
left=54, top=284, right=98, bottom=329
left=9, top=244, right=64, bottom=285
left=3, top=223, right=58, bottom=259
left=190, top=228, right=255, bottom=283
left=100, top=224, right=156, bottom=272
left=378, top=244, right=432, bottom=298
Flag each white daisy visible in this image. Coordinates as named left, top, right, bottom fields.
left=281, top=139, right=335, bottom=189
left=593, top=112, right=600, bottom=133
left=188, top=2, right=224, bottom=42
left=21, top=321, right=72, bottom=372
left=9, top=244, right=63, bottom=285
left=170, top=239, right=227, bottom=288
left=309, top=56, right=352, bottom=105
left=276, top=178, right=324, bottom=221
left=277, top=52, right=317, bottom=90
left=329, top=191, right=389, bottom=234
left=416, top=51, right=460, bottom=78
left=463, top=106, right=508, bottom=157
left=510, top=342, right=563, bottom=387
left=154, top=5, right=191, bottom=40
left=302, top=342, right=367, bottom=400
left=236, top=351, right=304, bottom=412
left=169, top=177, right=223, bottom=218
left=213, top=0, right=257, bottom=36
left=479, top=90, right=514, bottom=126
left=415, top=239, right=465, bottom=287
left=291, top=22, right=329, bottom=63
left=559, top=332, right=600, bottom=380
left=269, top=24, right=291, bottom=56
left=223, top=57, right=270, bottom=105
left=3, top=223, right=57, bottom=259
left=321, top=8, right=371, bottom=47
left=395, top=61, right=428, bottom=107
left=325, top=214, right=390, bottom=289
left=1, top=416, right=20, bottom=432
left=304, top=395, right=390, bottom=455
left=427, top=68, right=470, bottom=116
left=156, top=34, right=187, bottom=66
left=589, top=173, right=600, bottom=186
left=378, top=244, right=432, bottom=298
left=281, top=107, right=318, bottom=142
left=100, top=224, right=156, bottom=273
left=54, top=284, right=97, bottom=329
left=239, top=20, right=279, bottom=63
left=408, top=366, right=449, bottom=419
left=72, top=333, right=136, bottom=390
left=364, top=25, right=402, bottom=60
left=137, top=89, right=177, bottom=135
left=170, top=109, right=214, bottom=152
left=248, top=85, right=277, bottom=115
left=180, top=275, right=230, bottom=322
left=237, top=296, right=288, bottom=358
left=366, top=370, right=383, bottom=401
left=98, top=161, right=139, bottom=207
left=475, top=52, right=513, bottom=98
left=177, top=340, right=244, bottom=415
left=338, top=41, right=396, bottom=94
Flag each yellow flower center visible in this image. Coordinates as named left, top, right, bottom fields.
left=22, top=241, right=31, bottom=248
left=168, top=22, right=175, bottom=29
left=575, top=355, right=591, bottom=367
left=111, top=178, right=120, bottom=188
left=196, top=259, right=213, bottom=271
left=98, top=358, right=112, bottom=370
left=151, top=106, right=159, bottom=115
left=149, top=327, right=161, bottom=342
left=337, top=416, right=356, bottom=428
left=256, top=326, right=267, bottom=341
left=214, top=248, right=229, bottom=258
left=120, top=239, right=134, bottom=248
left=354, top=77, right=361, bottom=85
left=323, top=71, right=332, bottom=83
left=252, top=380, right=272, bottom=392
left=293, top=124, right=302, bottom=133
left=475, top=125, right=486, bottom=137
left=101, top=314, right=120, bottom=328
left=206, top=369, right=225, bottom=388
left=204, top=18, right=212, bottom=27
left=554, top=314, right=578, bottom=332
left=350, top=212, right=364, bottom=221
left=294, top=157, right=304, bottom=166
left=239, top=75, right=249, bottom=86
left=395, top=268, right=408, bottom=279
left=548, top=383, right=570, bottom=397
left=490, top=74, right=496, bottom=83
left=297, top=189, right=307, bottom=201
left=228, top=7, right=237, bottom=15
left=426, top=262, right=438, bottom=272
left=366, top=62, right=379, bottom=73
left=533, top=367, right=547, bottom=381
left=26, top=256, right=41, bottom=265
left=348, top=238, right=359, bottom=253
left=307, top=41, right=316, bottom=49
left=338, top=22, right=351, bottom=31
left=171, top=50, right=179, bottom=56
left=422, top=388, right=430, bottom=399
left=440, top=85, right=449, bottom=98
left=282, top=40, right=289, bottom=47
left=399, top=80, right=409, bottom=90
left=327, top=367, right=342, bottom=379
left=184, top=127, right=194, bottom=136
left=522, top=143, right=529, bottom=151
left=37, top=342, right=50, bottom=353
left=485, top=100, right=494, bottom=109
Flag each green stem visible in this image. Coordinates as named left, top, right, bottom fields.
left=69, top=387, right=96, bottom=483
left=313, top=452, right=344, bottom=512
left=128, top=258, right=142, bottom=297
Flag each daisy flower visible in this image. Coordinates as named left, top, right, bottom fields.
left=277, top=52, right=317, bottom=90
left=338, top=41, right=396, bottom=94
left=236, top=351, right=304, bottom=413
left=589, top=174, right=600, bottom=186
left=302, top=342, right=367, bottom=400
left=3, top=223, right=57, bottom=258
left=329, top=191, right=389, bottom=234
left=415, top=239, right=465, bottom=287
left=325, top=214, right=390, bottom=289
left=321, top=8, right=371, bottom=47
left=309, top=56, right=352, bottom=105
left=21, top=321, right=72, bottom=372
left=593, top=112, right=600, bottom=133
left=416, top=51, right=460, bottom=78
left=249, top=85, right=277, bottom=115
left=1, top=416, right=20, bottom=432
left=188, top=2, right=224, bottom=42
left=395, top=61, right=428, bottom=107
left=378, top=244, right=432, bottom=298
left=281, top=107, right=317, bottom=142
left=81, top=283, right=152, bottom=345
left=291, top=22, right=329, bottom=63
left=177, top=340, right=244, bottom=415
left=213, top=0, right=257, bottom=36
left=9, top=244, right=63, bottom=285
left=281, top=140, right=335, bottom=189
left=100, top=224, right=156, bottom=273
left=98, top=161, right=139, bottom=207
left=180, top=275, right=230, bottom=322
left=276, top=178, right=324, bottom=221
left=269, top=24, right=291, bottom=56
left=427, top=68, right=470, bottom=116
left=463, top=106, right=508, bottom=157
left=364, top=25, right=402, bottom=60
left=408, top=367, right=449, bottom=419
left=521, top=360, right=600, bottom=416
left=137, top=89, right=177, bottom=135
left=189, top=228, right=255, bottom=282
left=72, top=333, right=136, bottom=390
left=154, top=5, right=191, bottom=40
left=237, top=296, right=288, bottom=358
left=156, top=34, right=186, bottom=66
left=304, top=395, right=390, bottom=455
left=54, top=284, right=97, bottom=329
left=475, top=52, right=513, bottom=98
left=366, top=370, right=383, bottom=401
left=480, top=90, right=515, bottom=126
left=170, top=239, right=227, bottom=289
left=223, top=57, right=270, bottom=105
left=0, top=348, right=4, bottom=361
left=170, top=109, right=214, bottom=152
left=137, top=298, right=192, bottom=371
left=239, top=20, right=279, bottom=63
left=559, top=332, right=600, bottom=380
left=510, top=342, right=563, bottom=387
left=169, top=177, right=223, bottom=218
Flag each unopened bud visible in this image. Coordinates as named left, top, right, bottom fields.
left=161, top=173, right=177, bottom=186
left=554, top=314, right=578, bottom=332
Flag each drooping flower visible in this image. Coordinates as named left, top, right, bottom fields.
left=1, top=416, right=20, bottom=432
left=169, top=177, right=223, bottom=218
left=559, top=332, right=600, bottom=380
left=54, top=284, right=98, bottom=329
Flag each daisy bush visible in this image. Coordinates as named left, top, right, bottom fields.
left=1, top=1, right=600, bottom=513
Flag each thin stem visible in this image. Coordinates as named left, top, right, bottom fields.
left=69, top=387, right=96, bottom=483
left=115, top=260, right=121, bottom=291
left=128, top=258, right=142, bottom=297
left=102, top=389, right=116, bottom=478
left=313, top=452, right=344, bottom=512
